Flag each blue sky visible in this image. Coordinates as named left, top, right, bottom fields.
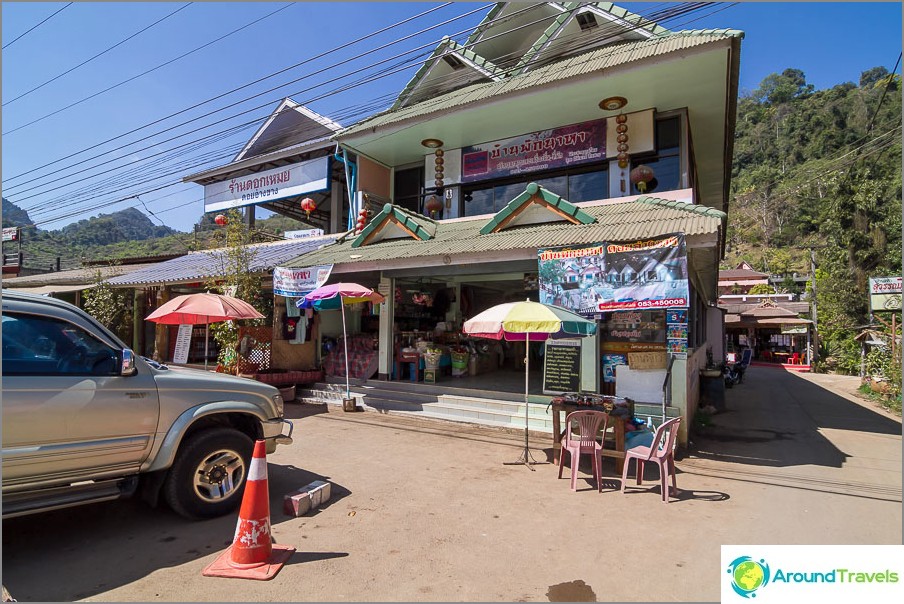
left=2, top=2, right=901, bottom=233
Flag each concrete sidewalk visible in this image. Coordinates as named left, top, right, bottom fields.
left=2, top=368, right=901, bottom=602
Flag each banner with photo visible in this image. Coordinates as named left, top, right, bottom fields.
left=273, top=264, right=333, bottom=298
left=538, top=233, right=689, bottom=314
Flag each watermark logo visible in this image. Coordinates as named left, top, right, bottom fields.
left=727, top=556, right=771, bottom=598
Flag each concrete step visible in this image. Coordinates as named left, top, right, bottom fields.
left=321, top=375, right=526, bottom=402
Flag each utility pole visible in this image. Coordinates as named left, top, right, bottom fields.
left=810, top=248, right=819, bottom=363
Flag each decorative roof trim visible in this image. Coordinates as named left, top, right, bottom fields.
left=636, top=196, right=727, bottom=220
left=479, top=182, right=596, bottom=234
left=352, top=203, right=437, bottom=248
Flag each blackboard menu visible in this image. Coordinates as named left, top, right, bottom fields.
left=543, top=339, right=581, bottom=393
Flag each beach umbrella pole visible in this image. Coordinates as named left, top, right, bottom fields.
left=204, top=320, right=209, bottom=371
left=340, top=295, right=350, bottom=400
left=505, top=333, right=538, bottom=470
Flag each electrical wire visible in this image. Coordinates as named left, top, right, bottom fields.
left=23, top=3, right=719, bottom=226
left=1, top=2, right=297, bottom=136
left=2, top=2, right=73, bottom=50
left=2, top=3, right=194, bottom=107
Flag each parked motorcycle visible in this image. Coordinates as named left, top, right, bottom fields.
left=722, top=362, right=740, bottom=388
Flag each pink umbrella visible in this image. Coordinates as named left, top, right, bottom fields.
left=146, top=292, right=264, bottom=369
left=297, top=283, right=385, bottom=399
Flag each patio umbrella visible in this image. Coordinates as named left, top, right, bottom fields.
left=296, top=283, right=385, bottom=400
left=463, top=300, right=597, bottom=469
left=145, top=292, right=264, bottom=370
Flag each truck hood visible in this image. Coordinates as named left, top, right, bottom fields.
left=151, top=364, right=281, bottom=417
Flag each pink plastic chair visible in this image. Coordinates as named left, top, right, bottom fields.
left=558, top=410, right=609, bottom=491
left=621, top=417, right=682, bottom=503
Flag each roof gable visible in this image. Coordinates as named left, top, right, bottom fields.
left=351, top=204, right=437, bottom=248
left=234, top=98, right=342, bottom=162
left=480, top=182, right=596, bottom=234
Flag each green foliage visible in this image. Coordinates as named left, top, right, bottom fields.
left=82, top=268, right=132, bottom=342
left=747, top=284, right=774, bottom=295
left=203, top=209, right=270, bottom=371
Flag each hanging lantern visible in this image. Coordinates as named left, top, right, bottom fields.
left=617, top=133, right=629, bottom=143
left=355, top=208, right=368, bottom=234
left=425, top=195, right=443, bottom=218
left=630, top=165, right=655, bottom=193
left=214, top=214, right=227, bottom=226
left=300, top=197, right=316, bottom=219
left=616, top=114, right=628, bottom=124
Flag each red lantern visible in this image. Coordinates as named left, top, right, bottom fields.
left=630, top=165, right=655, bottom=193
left=300, top=197, right=316, bottom=219
left=425, top=195, right=443, bottom=217
left=214, top=214, right=227, bottom=226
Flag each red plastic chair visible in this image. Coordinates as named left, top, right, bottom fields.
left=558, top=410, right=609, bottom=491
left=621, top=417, right=682, bottom=503
left=790, top=352, right=802, bottom=365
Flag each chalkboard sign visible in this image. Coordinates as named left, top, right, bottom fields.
left=543, top=339, right=581, bottom=394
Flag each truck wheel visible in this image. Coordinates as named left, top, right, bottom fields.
left=163, top=428, right=253, bottom=519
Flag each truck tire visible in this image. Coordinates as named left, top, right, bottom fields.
left=163, top=428, right=253, bottom=519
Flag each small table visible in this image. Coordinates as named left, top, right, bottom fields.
left=551, top=400, right=631, bottom=473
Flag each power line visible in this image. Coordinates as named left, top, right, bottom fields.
left=23, top=3, right=717, bottom=226
left=2, top=2, right=73, bottom=50
left=3, top=3, right=194, bottom=107
left=1, top=1, right=468, bottom=183
left=1, top=2, right=297, bottom=136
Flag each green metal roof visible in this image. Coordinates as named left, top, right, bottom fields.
left=283, top=196, right=724, bottom=270
left=337, top=29, right=743, bottom=141
left=351, top=203, right=437, bottom=248
left=479, top=182, right=596, bottom=235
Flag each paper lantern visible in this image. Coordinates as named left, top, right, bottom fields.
left=425, top=195, right=443, bottom=217
left=214, top=214, right=227, bottom=226
left=630, top=165, right=655, bottom=193
left=300, top=197, right=316, bottom=219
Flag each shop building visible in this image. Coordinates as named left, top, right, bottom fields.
left=276, top=2, right=743, bottom=445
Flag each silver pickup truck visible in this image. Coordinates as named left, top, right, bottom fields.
left=1, top=290, right=293, bottom=519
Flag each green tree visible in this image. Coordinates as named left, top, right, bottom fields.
left=82, top=267, right=132, bottom=342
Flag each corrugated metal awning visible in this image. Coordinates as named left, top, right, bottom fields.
left=2, top=283, right=95, bottom=295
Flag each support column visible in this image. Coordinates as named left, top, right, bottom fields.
left=153, top=287, right=171, bottom=363
left=377, top=275, right=394, bottom=380
left=132, top=288, right=144, bottom=352
left=245, top=205, right=255, bottom=230
left=330, top=178, right=342, bottom=234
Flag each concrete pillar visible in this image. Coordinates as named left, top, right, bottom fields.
left=330, top=178, right=343, bottom=234
left=153, top=287, right=171, bottom=363
left=377, top=275, right=394, bottom=379
left=132, top=288, right=144, bottom=352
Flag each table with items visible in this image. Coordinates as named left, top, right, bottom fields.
left=550, top=394, right=650, bottom=472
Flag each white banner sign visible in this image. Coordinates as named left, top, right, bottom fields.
left=2, top=227, right=19, bottom=242
left=285, top=228, right=324, bottom=239
left=203, top=156, right=330, bottom=213
left=273, top=264, right=333, bottom=298
left=869, top=276, right=903, bottom=311
left=172, top=324, right=193, bottom=364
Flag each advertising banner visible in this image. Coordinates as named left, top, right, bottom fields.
left=868, top=276, right=902, bottom=311
left=2, top=227, right=19, bottom=242
left=538, top=234, right=689, bottom=315
left=460, top=119, right=606, bottom=183
left=272, top=264, right=333, bottom=298
left=204, top=156, right=330, bottom=213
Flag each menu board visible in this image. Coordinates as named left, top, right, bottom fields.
left=172, top=324, right=193, bottom=364
left=543, top=339, right=581, bottom=394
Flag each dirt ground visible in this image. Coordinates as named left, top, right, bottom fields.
left=2, top=369, right=901, bottom=602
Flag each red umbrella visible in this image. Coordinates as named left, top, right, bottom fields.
left=146, top=293, right=264, bottom=369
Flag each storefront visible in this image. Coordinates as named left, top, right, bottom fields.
left=274, top=2, right=742, bottom=444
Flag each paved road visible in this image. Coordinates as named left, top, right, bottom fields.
left=2, top=368, right=900, bottom=602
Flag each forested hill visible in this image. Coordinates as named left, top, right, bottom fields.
left=725, top=66, right=901, bottom=378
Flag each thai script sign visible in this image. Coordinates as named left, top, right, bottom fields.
left=2, top=227, right=19, bottom=242
left=538, top=234, right=689, bottom=314
left=204, top=156, right=330, bottom=213
left=542, top=339, right=581, bottom=394
left=460, top=119, right=606, bottom=183
left=284, top=228, right=324, bottom=239
left=172, top=324, right=193, bottom=364
left=272, top=264, right=333, bottom=298
left=868, top=276, right=902, bottom=311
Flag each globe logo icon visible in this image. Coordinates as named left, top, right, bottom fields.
left=727, top=556, right=770, bottom=598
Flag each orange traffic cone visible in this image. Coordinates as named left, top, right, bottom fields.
left=202, top=440, right=295, bottom=580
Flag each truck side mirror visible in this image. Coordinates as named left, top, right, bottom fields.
left=121, top=349, right=138, bottom=376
